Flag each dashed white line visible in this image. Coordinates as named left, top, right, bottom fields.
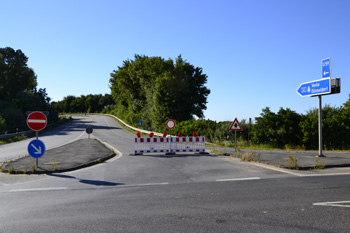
left=313, top=201, right=350, bottom=208
left=216, top=177, right=261, bottom=182
left=127, top=182, right=170, bottom=187
left=10, top=187, right=68, bottom=192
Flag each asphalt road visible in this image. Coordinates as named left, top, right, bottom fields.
left=0, top=115, right=349, bottom=232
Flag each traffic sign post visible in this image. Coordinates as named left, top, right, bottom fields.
left=28, top=139, right=46, bottom=159
left=27, top=111, right=47, bottom=131
left=26, top=111, right=48, bottom=167
left=86, top=126, right=93, bottom=139
left=296, top=58, right=341, bottom=157
left=322, top=57, right=331, bottom=79
left=166, top=119, right=176, bottom=130
left=296, top=78, right=331, bottom=97
left=28, top=139, right=46, bottom=167
left=166, top=119, right=176, bottom=155
left=229, top=118, right=243, bottom=152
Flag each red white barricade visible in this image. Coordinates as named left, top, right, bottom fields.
left=134, top=136, right=206, bottom=155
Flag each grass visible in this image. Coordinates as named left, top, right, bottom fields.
left=209, top=149, right=231, bottom=156
left=8, top=167, right=16, bottom=174
left=53, top=159, right=58, bottom=171
left=0, top=134, right=27, bottom=145
left=313, top=158, right=326, bottom=170
left=286, top=155, right=299, bottom=170
left=241, top=152, right=261, bottom=163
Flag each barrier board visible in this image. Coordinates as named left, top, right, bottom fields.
left=134, top=136, right=205, bottom=155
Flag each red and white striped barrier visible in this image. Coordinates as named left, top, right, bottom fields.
left=134, top=136, right=206, bottom=155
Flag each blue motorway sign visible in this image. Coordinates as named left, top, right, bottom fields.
left=322, top=57, right=331, bottom=79
left=296, top=78, right=331, bottom=97
left=28, top=139, right=46, bottom=158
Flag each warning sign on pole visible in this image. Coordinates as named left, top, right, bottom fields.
left=229, top=118, right=243, bottom=131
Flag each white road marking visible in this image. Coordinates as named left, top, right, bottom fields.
left=129, top=182, right=170, bottom=187
left=216, top=177, right=261, bottom=182
left=103, top=115, right=134, bottom=140
left=313, top=201, right=350, bottom=208
left=10, top=187, right=67, bottom=192
left=246, top=162, right=304, bottom=176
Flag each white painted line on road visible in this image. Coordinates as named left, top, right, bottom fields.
left=245, top=162, right=304, bottom=176
left=216, top=177, right=261, bottom=182
left=10, top=187, right=67, bottom=192
left=126, top=182, right=169, bottom=187
left=313, top=201, right=350, bottom=208
left=104, top=115, right=134, bottom=140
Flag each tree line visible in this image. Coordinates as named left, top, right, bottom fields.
left=166, top=99, right=350, bottom=151
left=50, top=94, right=113, bottom=113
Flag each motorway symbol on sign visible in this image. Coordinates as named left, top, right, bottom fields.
left=296, top=78, right=331, bottom=97
left=229, top=118, right=243, bottom=131
left=322, top=57, right=331, bottom=79
left=28, top=139, right=46, bottom=159
left=166, top=119, right=176, bottom=130
left=27, top=111, right=47, bottom=131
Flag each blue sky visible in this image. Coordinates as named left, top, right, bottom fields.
left=1, top=0, right=349, bottom=122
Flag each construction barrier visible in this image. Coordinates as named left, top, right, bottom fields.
left=134, top=136, right=206, bottom=155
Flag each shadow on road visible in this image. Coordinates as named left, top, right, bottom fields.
left=48, top=174, right=124, bottom=186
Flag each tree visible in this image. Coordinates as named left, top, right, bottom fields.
left=251, top=107, right=279, bottom=146
left=275, top=108, right=302, bottom=147
left=109, top=55, right=210, bottom=128
left=0, top=47, right=51, bottom=132
left=0, top=47, right=37, bottom=100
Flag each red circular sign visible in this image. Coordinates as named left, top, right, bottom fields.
left=27, top=111, right=47, bottom=131
left=166, top=119, right=176, bottom=130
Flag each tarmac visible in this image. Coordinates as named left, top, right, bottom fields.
left=2, top=139, right=350, bottom=174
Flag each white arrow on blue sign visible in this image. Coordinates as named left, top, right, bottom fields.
left=296, top=78, right=331, bottom=97
left=28, top=139, right=46, bottom=158
left=322, top=57, right=331, bottom=79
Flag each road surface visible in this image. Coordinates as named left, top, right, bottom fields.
left=0, top=115, right=349, bottom=232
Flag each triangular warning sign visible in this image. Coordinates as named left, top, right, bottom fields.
left=229, top=118, right=243, bottom=131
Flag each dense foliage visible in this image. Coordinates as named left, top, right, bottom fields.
left=50, top=94, right=113, bottom=113
left=164, top=97, right=350, bottom=150
left=109, top=55, right=210, bottom=130
left=0, top=47, right=51, bottom=133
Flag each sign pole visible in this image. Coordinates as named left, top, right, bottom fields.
left=36, top=131, right=39, bottom=167
left=235, top=131, right=237, bottom=152
left=229, top=118, right=243, bottom=154
left=318, top=96, right=325, bottom=157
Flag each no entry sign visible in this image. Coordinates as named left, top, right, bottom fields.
left=27, top=111, right=47, bottom=131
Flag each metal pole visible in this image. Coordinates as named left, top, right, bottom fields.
left=318, top=95, right=325, bottom=157
left=235, top=131, right=237, bottom=152
left=36, top=131, right=39, bottom=167
left=248, top=118, right=251, bottom=146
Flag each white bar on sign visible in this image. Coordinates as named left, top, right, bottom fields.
left=28, top=119, right=46, bottom=123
